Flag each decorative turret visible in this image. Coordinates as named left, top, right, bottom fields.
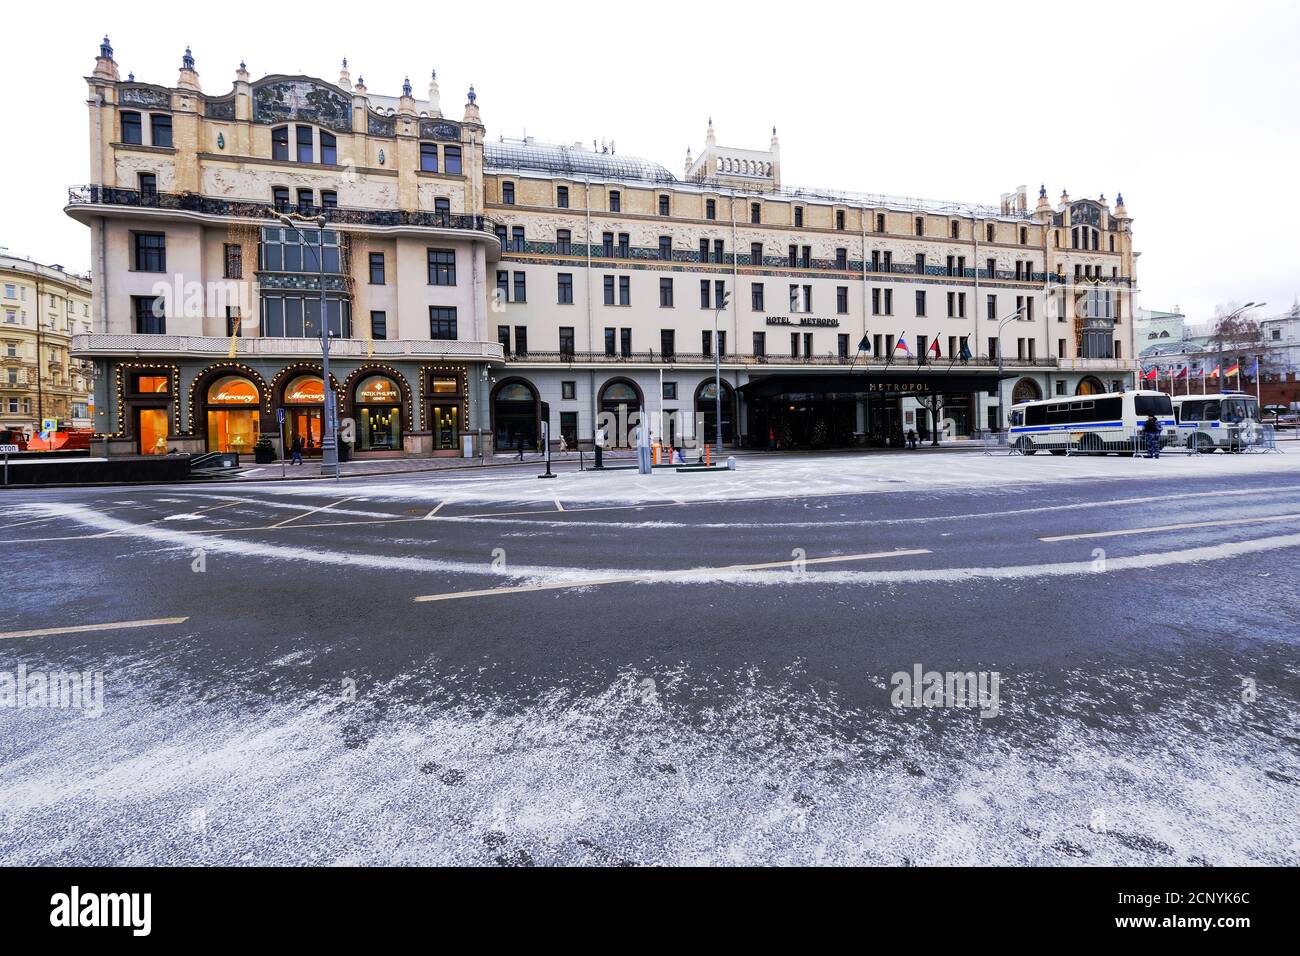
left=338, top=57, right=351, bottom=91
left=705, top=117, right=716, bottom=147
left=1036, top=183, right=1050, bottom=211
left=427, top=69, right=441, bottom=116
left=398, top=75, right=416, bottom=114
left=92, top=35, right=120, bottom=82
left=236, top=59, right=250, bottom=83
left=1059, top=188, right=1070, bottom=205
left=354, top=75, right=367, bottom=95
left=177, top=45, right=201, bottom=92
left=1114, top=192, right=1127, bottom=217
left=463, top=85, right=481, bottom=124
left=684, top=146, right=693, bottom=176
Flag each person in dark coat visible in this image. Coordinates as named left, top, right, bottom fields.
left=906, top=428, right=919, bottom=450
left=1143, top=414, right=1161, bottom=458
left=290, top=434, right=304, bottom=465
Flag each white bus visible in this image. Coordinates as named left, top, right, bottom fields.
left=1007, top=390, right=1176, bottom=455
left=1172, top=392, right=1261, bottom=452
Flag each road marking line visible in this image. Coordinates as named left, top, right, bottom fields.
left=554, top=498, right=565, bottom=512
left=412, top=548, right=931, bottom=603
left=425, top=501, right=447, bottom=518
left=269, top=496, right=361, bottom=528
left=1040, top=512, right=1300, bottom=542
left=0, top=616, right=190, bottom=641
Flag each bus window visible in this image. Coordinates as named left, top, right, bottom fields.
left=1134, top=394, right=1172, bottom=416
left=1010, top=410, right=1024, bottom=427
left=1178, top=400, right=1204, bottom=422
left=1221, top=399, right=1249, bottom=422
left=1095, top=397, right=1124, bottom=420
left=1203, top=401, right=1221, bottom=421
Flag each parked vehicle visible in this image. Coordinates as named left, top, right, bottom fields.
left=1007, top=390, right=1176, bottom=455
left=1172, top=392, right=1261, bottom=452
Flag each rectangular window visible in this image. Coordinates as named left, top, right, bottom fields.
left=620, top=328, right=631, bottom=356
left=836, top=248, right=848, bottom=270
left=603, top=275, right=615, bottom=305
left=915, top=216, right=924, bottom=236
left=513, top=271, right=527, bottom=303
left=947, top=291, right=955, bottom=318
left=753, top=331, right=766, bottom=357
left=443, top=145, right=462, bottom=174
left=618, top=233, right=630, bottom=258
left=320, top=132, right=336, bottom=165
left=917, top=253, right=927, bottom=276
left=223, top=243, right=243, bottom=280
left=133, top=232, right=166, bottom=272
left=958, top=292, right=966, bottom=318
left=557, top=273, right=574, bottom=304
left=609, top=189, right=621, bottom=212
left=320, top=190, right=337, bottom=209
left=618, top=276, right=630, bottom=306
left=660, top=277, right=674, bottom=307
left=700, top=280, right=711, bottom=309
left=872, top=288, right=881, bottom=315
left=150, top=113, right=172, bottom=148
left=699, top=239, right=709, bottom=264
left=429, top=307, right=457, bottom=340
left=420, top=142, right=439, bottom=172
left=717, top=330, right=726, bottom=357
left=515, top=326, right=528, bottom=355
left=138, top=172, right=156, bottom=196
left=836, top=210, right=846, bottom=231
left=121, top=111, right=142, bottom=144
left=875, top=213, right=885, bottom=232
left=715, top=280, right=726, bottom=309
left=604, top=327, right=616, bottom=356
left=559, top=327, right=575, bottom=356
left=987, top=294, right=997, bottom=320
left=371, top=311, right=387, bottom=340
left=801, top=246, right=811, bottom=268
left=661, top=329, right=675, bottom=357
left=751, top=202, right=761, bottom=224
left=794, top=207, right=804, bottom=227
left=750, top=242, right=762, bottom=266
left=915, top=290, right=926, bottom=317
left=556, top=229, right=572, bottom=255
left=662, top=381, right=677, bottom=400
left=988, top=337, right=998, bottom=359
left=368, top=252, right=384, bottom=285
left=510, top=226, right=525, bottom=253
left=714, top=240, right=724, bottom=264
left=788, top=245, right=799, bottom=268
left=502, top=181, right=515, bottom=204
left=751, top=282, right=764, bottom=311
left=838, top=333, right=850, bottom=358
left=496, top=270, right=509, bottom=302
left=836, top=286, right=849, bottom=314
left=562, top=381, right=576, bottom=400
left=556, top=185, right=569, bottom=208
left=702, top=330, right=712, bottom=358
left=427, top=249, right=456, bottom=286
left=271, top=126, right=289, bottom=161
left=132, top=295, right=165, bottom=334
left=706, top=199, right=716, bottom=220
left=659, top=195, right=670, bottom=216
left=658, top=236, right=672, bottom=260
left=884, top=289, right=893, bottom=315
left=296, top=125, right=314, bottom=163
left=605, top=233, right=616, bottom=258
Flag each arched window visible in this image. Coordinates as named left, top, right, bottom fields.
left=1076, top=376, right=1106, bottom=396
left=695, top=379, right=736, bottom=445
left=1011, top=377, right=1042, bottom=404
left=204, top=374, right=261, bottom=454
left=493, top=379, right=540, bottom=452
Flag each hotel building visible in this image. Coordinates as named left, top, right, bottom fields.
left=70, top=39, right=1138, bottom=458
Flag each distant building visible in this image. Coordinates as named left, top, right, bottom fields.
left=0, top=254, right=94, bottom=438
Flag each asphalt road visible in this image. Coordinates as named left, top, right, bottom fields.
left=1, top=457, right=1297, bottom=865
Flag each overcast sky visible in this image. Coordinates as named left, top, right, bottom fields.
left=4, top=0, right=1297, bottom=323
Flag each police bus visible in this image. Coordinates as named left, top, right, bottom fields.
left=1172, top=391, right=1261, bottom=452
left=1007, top=390, right=1176, bottom=455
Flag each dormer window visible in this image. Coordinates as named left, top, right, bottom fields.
left=794, top=206, right=804, bottom=227
left=420, top=142, right=439, bottom=172
left=320, top=132, right=337, bottom=165
left=121, top=111, right=143, bottom=145
left=150, top=114, right=172, bottom=148
left=986, top=223, right=995, bottom=242
left=1019, top=226, right=1028, bottom=245
left=951, top=220, right=960, bottom=239
left=272, top=126, right=289, bottom=161
left=914, top=216, right=924, bottom=236
left=836, top=210, right=846, bottom=231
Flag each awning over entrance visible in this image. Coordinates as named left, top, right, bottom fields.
left=737, top=370, right=1014, bottom=399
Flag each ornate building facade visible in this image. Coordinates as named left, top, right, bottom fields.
left=1, top=254, right=94, bottom=440
left=70, top=39, right=1138, bottom=457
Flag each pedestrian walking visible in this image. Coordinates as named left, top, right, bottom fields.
left=1143, top=413, right=1161, bottom=458
left=290, top=434, right=304, bottom=465
left=516, top=433, right=525, bottom=461
left=906, top=428, right=919, bottom=450
left=768, top=426, right=776, bottom=450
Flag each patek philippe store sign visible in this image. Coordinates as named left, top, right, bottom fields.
left=766, top=315, right=840, bottom=327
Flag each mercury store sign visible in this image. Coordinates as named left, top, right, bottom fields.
left=766, top=315, right=840, bottom=328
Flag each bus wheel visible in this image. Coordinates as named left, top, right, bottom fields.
left=1080, top=434, right=1104, bottom=455
left=1195, top=433, right=1216, bottom=453
left=1015, top=438, right=1036, bottom=455
left=1049, top=449, right=1066, bottom=456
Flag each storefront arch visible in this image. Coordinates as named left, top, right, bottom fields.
left=1076, top=375, right=1106, bottom=396
left=270, top=364, right=342, bottom=459
left=492, top=376, right=541, bottom=453
left=341, top=366, right=413, bottom=454
left=598, top=377, right=643, bottom=448
left=694, top=379, right=736, bottom=445
left=188, top=364, right=269, bottom=454
left=1011, top=377, right=1042, bottom=404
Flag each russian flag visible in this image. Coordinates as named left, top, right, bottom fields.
left=895, top=335, right=912, bottom=357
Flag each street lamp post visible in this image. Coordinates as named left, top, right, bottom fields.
left=1217, top=301, right=1265, bottom=393
left=994, top=305, right=1027, bottom=429
left=276, top=211, right=338, bottom=478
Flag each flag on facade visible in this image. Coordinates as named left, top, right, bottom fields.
left=1143, top=366, right=1158, bottom=380
left=958, top=342, right=973, bottom=362
left=857, top=335, right=872, bottom=354
left=895, top=336, right=912, bottom=357
left=1176, top=365, right=1188, bottom=379
left=1250, top=358, right=1260, bottom=377
left=928, top=339, right=941, bottom=358
left=1224, top=361, right=1240, bottom=377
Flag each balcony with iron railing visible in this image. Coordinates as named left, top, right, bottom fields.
left=66, top=186, right=499, bottom=239
left=500, top=350, right=1059, bottom=369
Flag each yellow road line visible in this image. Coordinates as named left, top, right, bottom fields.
left=0, top=616, right=190, bottom=641
left=1040, top=512, right=1300, bottom=542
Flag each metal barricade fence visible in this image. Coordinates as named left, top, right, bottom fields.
left=982, top=432, right=1017, bottom=455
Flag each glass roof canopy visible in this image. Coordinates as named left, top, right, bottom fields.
left=484, top=140, right=678, bottom=184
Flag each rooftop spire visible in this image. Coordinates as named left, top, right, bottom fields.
left=182, top=46, right=195, bottom=70
left=93, top=35, right=120, bottom=82
left=100, top=35, right=113, bottom=59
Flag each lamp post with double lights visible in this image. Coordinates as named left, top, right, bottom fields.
left=273, top=210, right=339, bottom=478
left=994, top=304, right=1028, bottom=429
